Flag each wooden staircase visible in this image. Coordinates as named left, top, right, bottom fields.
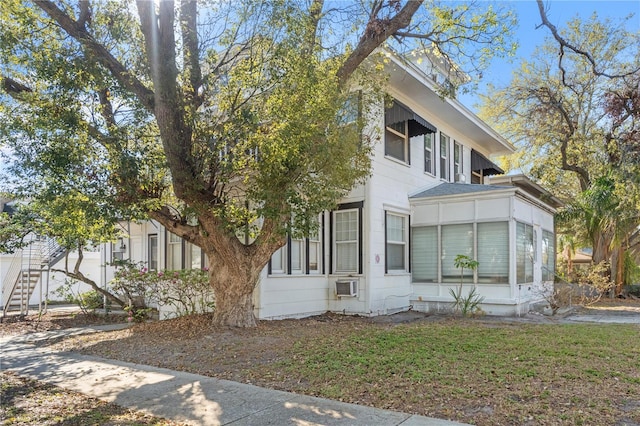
left=2, top=236, right=67, bottom=316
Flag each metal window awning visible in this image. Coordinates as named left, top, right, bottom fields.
left=385, top=100, right=436, bottom=137
left=471, top=149, right=504, bottom=175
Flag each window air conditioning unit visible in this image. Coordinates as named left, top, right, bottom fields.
left=335, top=279, right=358, bottom=297
left=454, top=173, right=466, bottom=183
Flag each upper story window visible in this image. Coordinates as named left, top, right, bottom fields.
left=424, top=133, right=435, bottom=175
left=439, top=133, right=450, bottom=180
left=384, top=99, right=436, bottom=165
left=385, top=121, right=409, bottom=163
left=454, top=141, right=463, bottom=178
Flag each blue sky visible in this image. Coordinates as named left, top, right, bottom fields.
left=460, top=0, right=640, bottom=111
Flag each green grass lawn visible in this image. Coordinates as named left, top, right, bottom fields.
left=269, top=321, right=640, bottom=425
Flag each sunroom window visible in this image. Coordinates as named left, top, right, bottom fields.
left=441, top=224, right=473, bottom=282
left=542, top=230, right=555, bottom=281
left=411, top=226, right=437, bottom=282
left=477, top=222, right=509, bottom=283
left=516, top=222, right=534, bottom=283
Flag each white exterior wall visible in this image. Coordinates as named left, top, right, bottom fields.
left=0, top=249, right=102, bottom=307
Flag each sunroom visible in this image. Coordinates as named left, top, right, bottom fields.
left=408, top=176, right=560, bottom=316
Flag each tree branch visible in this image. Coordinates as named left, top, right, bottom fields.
left=148, top=205, right=203, bottom=247
left=180, top=0, right=203, bottom=109
left=36, top=0, right=155, bottom=112
left=2, top=76, right=33, bottom=94
left=53, top=246, right=127, bottom=308
left=336, top=0, right=422, bottom=83
left=535, top=0, right=639, bottom=80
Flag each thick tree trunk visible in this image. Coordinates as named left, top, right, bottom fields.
left=206, top=251, right=262, bottom=327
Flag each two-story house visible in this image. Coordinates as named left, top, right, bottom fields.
left=101, top=49, right=560, bottom=320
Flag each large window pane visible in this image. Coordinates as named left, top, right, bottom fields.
left=335, top=210, right=358, bottom=273
left=516, top=222, right=534, bottom=283
left=412, top=226, right=437, bottom=282
left=441, top=224, right=473, bottom=282
left=477, top=222, right=509, bottom=283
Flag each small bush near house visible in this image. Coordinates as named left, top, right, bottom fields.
left=53, top=280, right=104, bottom=314
left=547, top=261, right=616, bottom=311
left=110, top=261, right=214, bottom=319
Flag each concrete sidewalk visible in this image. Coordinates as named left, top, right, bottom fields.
left=1, top=326, right=468, bottom=426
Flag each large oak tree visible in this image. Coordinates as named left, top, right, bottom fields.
left=1, top=0, right=515, bottom=326
left=479, top=2, right=640, bottom=291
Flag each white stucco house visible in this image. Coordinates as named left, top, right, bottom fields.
left=98, top=49, right=560, bottom=320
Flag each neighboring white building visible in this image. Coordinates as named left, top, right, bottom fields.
left=1, top=200, right=103, bottom=313
left=98, top=49, right=560, bottom=319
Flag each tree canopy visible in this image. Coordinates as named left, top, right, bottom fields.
left=1, top=0, right=517, bottom=326
left=479, top=3, right=640, bottom=290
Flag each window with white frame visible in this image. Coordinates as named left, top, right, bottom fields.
left=542, top=230, right=555, bottom=281
left=333, top=209, right=359, bottom=273
left=166, top=232, right=183, bottom=270
left=148, top=234, right=158, bottom=270
left=411, top=226, right=438, bottom=282
left=165, top=232, right=206, bottom=271
left=289, top=237, right=305, bottom=274
left=477, top=222, right=509, bottom=283
left=439, top=133, right=450, bottom=180
left=454, top=141, right=463, bottom=178
left=516, top=222, right=534, bottom=283
left=270, top=245, right=286, bottom=274
left=385, top=212, right=408, bottom=272
left=385, top=121, right=409, bottom=163
left=269, top=215, right=323, bottom=275
left=424, top=133, right=435, bottom=175
left=308, top=218, right=322, bottom=273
